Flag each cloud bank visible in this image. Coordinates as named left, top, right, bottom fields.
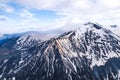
left=0, top=0, right=120, bottom=34
left=13, top=0, right=120, bottom=24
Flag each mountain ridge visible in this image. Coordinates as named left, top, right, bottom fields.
left=0, top=23, right=120, bottom=80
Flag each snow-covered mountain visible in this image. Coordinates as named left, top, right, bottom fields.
left=0, top=22, right=120, bottom=80
left=0, top=32, right=42, bottom=56
left=103, top=24, right=120, bottom=37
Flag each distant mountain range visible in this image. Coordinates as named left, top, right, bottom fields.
left=0, top=22, right=120, bottom=80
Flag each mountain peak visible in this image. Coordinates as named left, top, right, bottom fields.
left=110, top=25, right=118, bottom=28
left=84, top=22, right=102, bottom=29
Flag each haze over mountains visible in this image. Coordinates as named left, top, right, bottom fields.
left=0, top=22, right=120, bottom=80
left=0, top=22, right=120, bottom=41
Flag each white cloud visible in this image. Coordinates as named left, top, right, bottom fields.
left=12, top=0, right=120, bottom=25
left=97, top=0, right=120, bottom=8
left=18, top=9, right=34, bottom=18
left=0, top=14, right=7, bottom=21
left=1, top=0, right=120, bottom=35
left=0, top=0, right=12, bottom=3
left=2, top=0, right=120, bottom=24
left=0, top=3, right=15, bottom=13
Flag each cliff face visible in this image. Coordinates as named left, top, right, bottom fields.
left=0, top=23, right=120, bottom=80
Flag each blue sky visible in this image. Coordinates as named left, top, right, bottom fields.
left=0, top=1, right=64, bottom=33
left=0, top=0, right=120, bottom=34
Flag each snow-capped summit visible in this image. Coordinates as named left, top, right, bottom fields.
left=14, top=33, right=42, bottom=50
left=0, top=23, right=120, bottom=80
left=84, top=22, right=102, bottom=29
left=0, top=32, right=42, bottom=56
left=110, top=25, right=118, bottom=28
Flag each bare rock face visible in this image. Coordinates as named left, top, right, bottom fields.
left=0, top=23, right=120, bottom=80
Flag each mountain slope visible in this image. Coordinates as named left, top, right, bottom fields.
left=0, top=33, right=41, bottom=59
left=0, top=22, right=120, bottom=80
